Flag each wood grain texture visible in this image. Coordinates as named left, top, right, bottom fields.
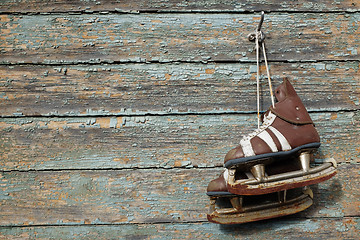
left=0, top=164, right=358, bottom=226
left=0, top=217, right=359, bottom=240
left=0, top=111, right=358, bottom=171
left=1, top=13, right=359, bottom=64
left=1, top=0, right=360, bottom=13
left=1, top=62, right=359, bottom=117
left=1, top=2, right=359, bottom=238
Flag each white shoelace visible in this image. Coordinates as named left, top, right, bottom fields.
left=240, top=111, right=276, bottom=142
left=252, top=12, right=275, bottom=128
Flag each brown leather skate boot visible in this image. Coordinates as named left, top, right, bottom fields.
left=207, top=79, right=336, bottom=196
left=224, top=78, right=320, bottom=169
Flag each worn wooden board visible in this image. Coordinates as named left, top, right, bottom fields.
left=0, top=217, right=359, bottom=240
left=1, top=13, right=359, bottom=64
left=1, top=1, right=359, bottom=239
left=1, top=0, right=360, bottom=13
left=0, top=111, right=359, bottom=171
left=1, top=62, right=359, bottom=117
left=0, top=164, right=358, bottom=226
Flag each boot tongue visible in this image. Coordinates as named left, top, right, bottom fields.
left=274, top=78, right=293, bottom=102
left=270, top=79, right=314, bottom=125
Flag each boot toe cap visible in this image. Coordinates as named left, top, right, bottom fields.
left=207, top=174, right=227, bottom=193
left=224, top=146, right=244, bottom=165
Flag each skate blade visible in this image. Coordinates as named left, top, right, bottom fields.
left=207, top=188, right=313, bottom=224
left=227, top=158, right=337, bottom=195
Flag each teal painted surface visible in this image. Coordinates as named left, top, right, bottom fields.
left=0, top=1, right=359, bottom=238
left=1, top=0, right=360, bottom=13
left=0, top=165, right=358, bottom=226
left=0, top=62, right=359, bottom=117
left=0, top=111, right=359, bottom=171
left=0, top=218, right=359, bottom=239
left=1, top=13, right=360, bottom=64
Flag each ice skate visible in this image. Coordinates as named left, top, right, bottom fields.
left=223, top=79, right=337, bottom=195
left=221, top=12, right=336, bottom=195
left=205, top=12, right=337, bottom=224
left=207, top=173, right=314, bottom=224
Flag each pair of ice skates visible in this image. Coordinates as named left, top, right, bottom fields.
left=206, top=13, right=337, bottom=224
left=206, top=79, right=337, bottom=224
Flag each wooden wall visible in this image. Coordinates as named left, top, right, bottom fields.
left=0, top=1, right=359, bottom=239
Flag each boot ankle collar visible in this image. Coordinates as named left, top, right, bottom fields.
left=270, top=96, right=313, bottom=125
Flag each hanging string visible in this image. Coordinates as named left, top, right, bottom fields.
left=255, top=31, right=261, bottom=129
left=249, top=12, right=275, bottom=129
left=262, top=41, right=275, bottom=108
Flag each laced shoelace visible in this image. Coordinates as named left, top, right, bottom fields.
left=249, top=12, right=275, bottom=129
left=241, top=112, right=275, bottom=142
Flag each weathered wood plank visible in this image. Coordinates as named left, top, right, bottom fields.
left=0, top=112, right=358, bottom=171
left=0, top=1, right=358, bottom=238
left=1, top=0, right=360, bottom=13
left=0, top=218, right=359, bottom=240
left=1, top=62, right=359, bottom=117
left=1, top=13, right=359, bottom=64
left=0, top=164, right=358, bottom=226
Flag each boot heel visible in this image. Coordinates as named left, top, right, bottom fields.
left=230, top=196, right=243, bottom=211
left=209, top=197, right=217, bottom=213
left=250, top=164, right=265, bottom=182
left=277, top=190, right=287, bottom=203
left=299, top=151, right=312, bottom=172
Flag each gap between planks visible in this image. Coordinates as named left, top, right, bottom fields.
left=0, top=162, right=354, bottom=173
left=1, top=59, right=360, bottom=67
left=0, top=216, right=357, bottom=228
left=1, top=10, right=360, bottom=15
left=0, top=108, right=358, bottom=119
left=0, top=165, right=223, bottom=173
